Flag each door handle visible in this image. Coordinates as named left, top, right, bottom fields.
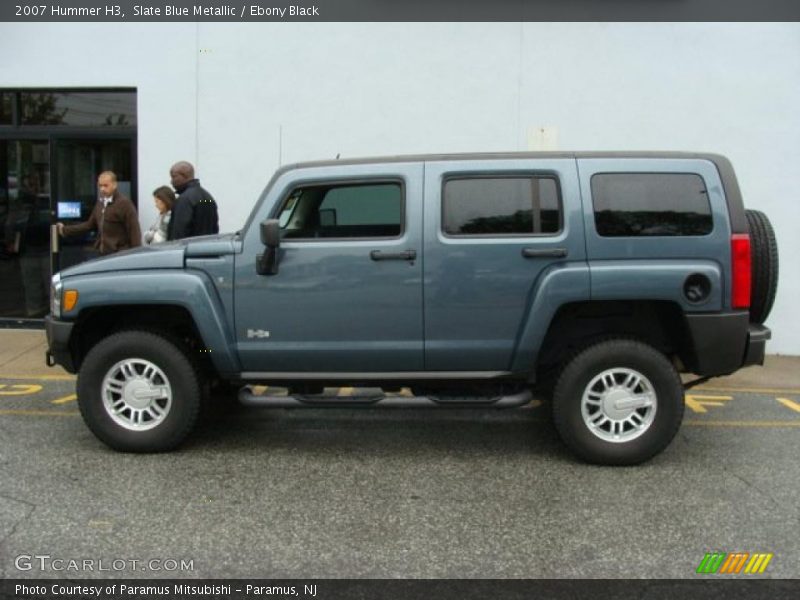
left=370, top=250, right=417, bottom=261
left=521, top=247, right=568, bottom=259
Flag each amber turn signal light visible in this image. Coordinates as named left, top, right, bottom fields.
left=63, top=290, right=79, bottom=312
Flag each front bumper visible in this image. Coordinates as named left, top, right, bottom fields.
left=45, top=315, right=76, bottom=373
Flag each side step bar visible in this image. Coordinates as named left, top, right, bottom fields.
left=238, top=388, right=533, bottom=409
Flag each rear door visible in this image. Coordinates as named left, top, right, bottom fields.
left=234, top=162, right=424, bottom=373
left=423, top=158, right=584, bottom=371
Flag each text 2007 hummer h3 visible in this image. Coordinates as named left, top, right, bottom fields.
left=45, top=152, right=778, bottom=464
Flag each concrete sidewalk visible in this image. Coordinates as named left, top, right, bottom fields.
left=0, top=329, right=71, bottom=378
left=1, top=328, right=798, bottom=390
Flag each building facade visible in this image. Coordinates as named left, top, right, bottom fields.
left=0, top=22, right=797, bottom=353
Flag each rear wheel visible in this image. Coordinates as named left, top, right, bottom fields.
left=745, top=209, right=778, bottom=324
left=77, top=331, right=201, bottom=452
left=552, top=339, right=684, bottom=465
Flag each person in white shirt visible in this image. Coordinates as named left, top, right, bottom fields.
left=143, top=186, right=175, bottom=245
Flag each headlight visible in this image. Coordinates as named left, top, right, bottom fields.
left=50, top=273, right=62, bottom=318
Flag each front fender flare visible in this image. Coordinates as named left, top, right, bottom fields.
left=63, top=269, right=240, bottom=375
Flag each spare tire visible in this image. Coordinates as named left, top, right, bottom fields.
left=745, top=209, right=778, bottom=324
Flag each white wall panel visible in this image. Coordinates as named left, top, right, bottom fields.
left=1, top=22, right=797, bottom=353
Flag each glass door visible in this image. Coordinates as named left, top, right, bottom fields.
left=0, top=89, right=137, bottom=325
left=0, top=140, right=51, bottom=319
left=53, top=138, right=135, bottom=271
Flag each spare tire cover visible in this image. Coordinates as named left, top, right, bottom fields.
left=745, top=209, right=778, bottom=324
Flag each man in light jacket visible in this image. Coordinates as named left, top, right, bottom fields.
left=57, top=171, right=141, bottom=256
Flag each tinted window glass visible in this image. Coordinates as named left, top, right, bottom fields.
left=21, top=92, right=136, bottom=127
left=592, top=173, right=712, bottom=237
left=443, top=177, right=560, bottom=236
left=0, top=93, right=11, bottom=125
left=280, top=182, right=402, bottom=239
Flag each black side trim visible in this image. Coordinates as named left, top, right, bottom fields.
left=44, top=316, right=76, bottom=373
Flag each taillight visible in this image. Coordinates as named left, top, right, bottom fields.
left=731, top=233, right=751, bottom=309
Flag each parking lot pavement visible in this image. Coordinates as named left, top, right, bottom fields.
left=0, top=361, right=798, bottom=579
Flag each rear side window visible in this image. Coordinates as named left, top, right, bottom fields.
left=591, top=173, right=712, bottom=237
left=443, top=176, right=561, bottom=236
left=278, top=182, right=402, bottom=239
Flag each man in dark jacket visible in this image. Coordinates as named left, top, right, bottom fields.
left=57, top=171, right=141, bottom=255
left=167, top=161, right=219, bottom=240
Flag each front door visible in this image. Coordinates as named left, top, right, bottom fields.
left=234, top=163, right=425, bottom=373
left=52, top=138, right=135, bottom=271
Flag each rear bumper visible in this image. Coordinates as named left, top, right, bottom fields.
left=684, top=312, right=770, bottom=376
left=45, top=315, right=76, bottom=373
left=744, top=323, right=771, bottom=367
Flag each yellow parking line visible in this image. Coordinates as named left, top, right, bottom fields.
left=0, top=384, right=43, bottom=395
left=694, top=385, right=800, bottom=395
left=777, top=398, right=800, bottom=413
left=0, top=409, right=79, bottom=417
left=0, top=374, right=76, bottom=381
left=51, top=393, right=77, bottom=405
left=685, top=420, right=800, bottom=427
left=684, top=394, right=732, bottom=414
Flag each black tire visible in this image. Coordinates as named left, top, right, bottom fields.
left=552, top=339, right=684, bottom=466
left=77, top=330, right=201, bottom=452
left=745, top=209, right=778, bottom=325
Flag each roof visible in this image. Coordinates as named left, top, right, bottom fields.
left=276, top=151, right=728, bottom=174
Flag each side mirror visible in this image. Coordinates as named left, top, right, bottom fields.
left=257, top=219, right=281, bottom=276
left=260, top=219, right=281, bottom=248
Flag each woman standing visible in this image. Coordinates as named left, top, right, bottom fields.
left=144, top=186, right=175, bottom=245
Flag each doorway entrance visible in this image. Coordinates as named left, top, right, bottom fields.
left=0, top=89, right=137, bottom=325
left=54, top=139, right=134, bottom=271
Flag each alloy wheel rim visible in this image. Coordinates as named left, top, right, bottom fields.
left=580, top=367, right=657, bottom=443
left=101, top=359, right=172, bottom=431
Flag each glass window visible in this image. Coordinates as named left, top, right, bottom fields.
left=443, top=176, right=561, bottom=236
left=591, top=173, right=712, bottom=237
left=279, top=182, right=402, bottom=239
left=20, top=91, right=136, bottom=127
left=0, top=93, right=12, bottom=125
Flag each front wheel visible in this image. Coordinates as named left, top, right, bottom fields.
left=552, top=339, right=684, bottom=465
left=77, top=331, right=201, bottom=452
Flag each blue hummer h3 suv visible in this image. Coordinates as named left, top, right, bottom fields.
left=45, top=152, right=778, bottom=464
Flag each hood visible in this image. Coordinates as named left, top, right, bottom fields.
left=59, top=233, right=238, bottom=278
left=184, top=232, right=238, bottom=258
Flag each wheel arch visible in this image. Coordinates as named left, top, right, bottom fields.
left=533, top=300, right=691, bottom=383
left=63, top=271, right=240, bottom=376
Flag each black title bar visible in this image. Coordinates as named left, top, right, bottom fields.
left=4, top=579, right=800, bottom=600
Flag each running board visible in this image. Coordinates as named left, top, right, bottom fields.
left=238, top=388, right=533, bottom=409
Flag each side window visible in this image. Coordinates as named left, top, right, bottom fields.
left=591, top=173, right=713, bottom=237
left=443, top=176, right=561, bottom=236
left=278, top=182, right=403, bottom=239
